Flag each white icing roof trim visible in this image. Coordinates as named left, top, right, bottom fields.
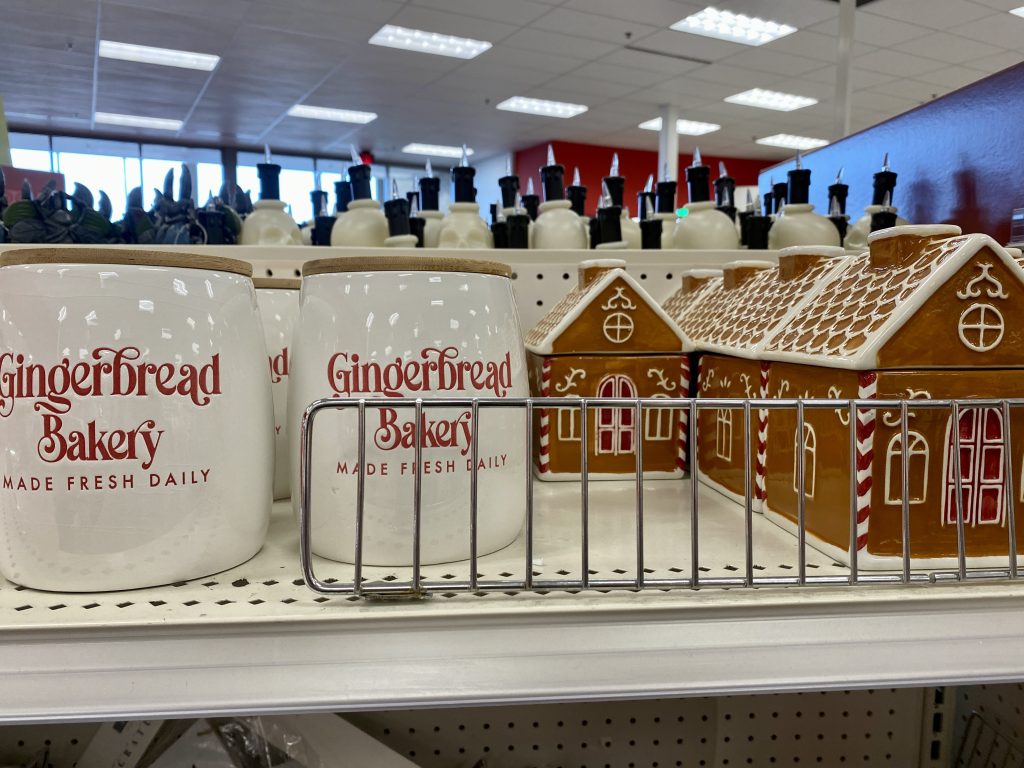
left=579, top=258, right=627, bottom=269
left=680, top=268, right=725, bottom=278
left=761, top=233, right=1023, bottom=370
left=722, top=259, right=775, bottom=270
left=867, top=224, right=962, bottom=244
left=527, top=267, right=693, bottom=355
left=777, top=245, right=847, bottom=259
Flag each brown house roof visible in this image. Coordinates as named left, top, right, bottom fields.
left=662, top=269, right=722, bottom=324
left=762, top=229, right=1024, bottom=369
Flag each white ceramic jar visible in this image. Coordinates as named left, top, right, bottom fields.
left=532, top=200, right=587, bottom=249
left=239, top=200, right=303, bottom=245
left=0, top=248, right=273, bottom=591
left=254, top=277, right=301, bottom=500
left=419, top=210, right=445, bottom=248
left=288, top=256, right=528, bottom=566
left=768, top=203, right=842, bottom=249
left=330, top=200, right=388, bottom=247
left=438, top=203, right=494, bottom=249
left=672, top=202, right=741, bottom=249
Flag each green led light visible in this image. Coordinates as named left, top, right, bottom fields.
left=676, top=207, right=688, bottom=217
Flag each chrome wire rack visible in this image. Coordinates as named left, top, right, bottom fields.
left=298, top=397, right=1023, bottom=598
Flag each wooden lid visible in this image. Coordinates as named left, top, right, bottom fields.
left=302, top=255, right=512, bottom=278
left=0, top=247, right=253, bottom=277
left=253, top=277, right=301, bottom=290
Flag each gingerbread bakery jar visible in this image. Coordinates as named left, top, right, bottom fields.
left=288, top=256, right=528, bottom=565
left=254, top=277, right=300, bottom=500
left=0, top=248, right=273, bottom=591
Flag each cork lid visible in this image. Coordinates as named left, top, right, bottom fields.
left=0, top=247, right=253, bottom=277
left=253, top=277, right=301, bottom=290
left=302, top=255, right=512, bottom=278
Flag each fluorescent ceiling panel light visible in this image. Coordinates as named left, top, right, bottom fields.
left=638, top=117, right=720, bottom=135
left=724, top=88, right=817, bottom=111
left=402, top=143, right=474, bottom=158
left=1011, top=6, right=1024, bottom=17
left=756, top=133, right=829, bottom=150
left=98, top=40, right=219, bottom=71
left=671, top=7, right=796, bottom=46
left=95, top=112, right=183, bottom=131
left=287, top=104, right=377, bottom=124
left=495, top=96, right=588, bottom=119
left=369, top=24, right=491, bottom=59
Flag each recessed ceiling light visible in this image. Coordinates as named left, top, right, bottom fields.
left=1010, top=6, right=1024, bottom=17
left=402, top=143, right=474, bottom=158
left=671, top=7, right=796, bottom=46
left=724, top=88, right=817, bottom=111
left=94, top=112, right=183, bottom=131
left=756, top=133, right=829, bottom=150
left=495, top=96, right=588, bottom=119
left=369, top=24, right=491, bottom=59
left=98, top=40, right=219, bottom=71
left=287, top=104, right=377, bottom=124
left=639, top=117, right=721, bottom=135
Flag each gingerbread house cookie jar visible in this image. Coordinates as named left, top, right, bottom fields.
left=526, top=259, right=691, bottom=480
left=761, top=225, right=1024, bottom=567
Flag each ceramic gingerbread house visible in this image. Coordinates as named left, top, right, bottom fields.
left=661, top=268, right=723, bottom=323
left=760, top=225, right=1024, bottom=567
left=526, top=259, right=691, bottom=480
left=673, top=250, right=848, bottom=509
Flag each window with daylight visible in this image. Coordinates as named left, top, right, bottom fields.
left=8, top=132, right=54, bottom=172
left=884, top=431, right=929, bottom=505
left=557, top=398, right=580, bottom=442
left=237, top=152, right=316, bottom=223
left=595, top=375, right=636, bottom=455
left=792, top=423, right=817, bottom=498
left=943, top=407, right=1004, bottom=526
left=644, top=395, right=672, bottom=441
left=715, top=408, right=733, bottom=461
left=51, top=136, right=142, bottom=222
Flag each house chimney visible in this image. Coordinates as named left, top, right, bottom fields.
left=867, top=224, right=962, bottom=269
left=680, top=268, right=723, bottom=294
left=579, top=258, right=626, bottom=289
left=777, top=245, right=846, bottom=281
left=722, top=260, right=773, bottom=290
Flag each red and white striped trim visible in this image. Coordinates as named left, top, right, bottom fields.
left=537, top=358, right=553, bottom=474
left=676, top=356, right=691, bottom=472
left=855, top=371, right=877, bottom=550
left=754, top=361, right=770, bottom=502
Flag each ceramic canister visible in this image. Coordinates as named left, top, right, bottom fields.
left=254, top=277, right=301, bottom=500
left=0, top=248, right=274, bottom=591
left=288, top=256, right=528, bottom=565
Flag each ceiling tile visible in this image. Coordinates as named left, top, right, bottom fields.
left=560, top=0, right=701, bottom=26
left=865, top=77, right=946, bottom=101
left=485, top=44, right=587, bottom=74
left=686, top=63, right=782, bottom=88
left=965, top=50, right=1024, bottom=74
left=953, top=12, right=1024, bottom=49
left=501, top=27, right=619, bottom=59
left=598, top=47, right=706, bottom=76
left=531, top=7, right=657, bottom=44
left=914, top=64, right=991, bottom=89
left=853, top=48, right=946, bottom=77
left=969, top=0, right=1024, bottom=9
left=537, top=73, right=637, bottom=99
left=635, top=29, right=749, bottom=63
left=865, top=0, right=997, bottom=30
left=849, top=90, right=919, bottom=115
left=388, top=5, right=520, bottom=44
left=766, top=30, right=875, bottom=62
left=570, top=60, right=675, bottom=86
left=719, top=48, right=823, bottom=76
left=802, top=65, right=895, bottom=90
left=896, top=32, right=1004, bottom=64
left=104, top=0, right=249, bottom=22
left=709, top=0, right=841, bottom=28
left=809, top=12, right=931, bottom=47
left=412, top=0, right=552, bottom=25
left=99, top=5, right=235, bottom=55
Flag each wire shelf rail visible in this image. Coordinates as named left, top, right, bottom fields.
left=298, top=397, right=1023, bottom=598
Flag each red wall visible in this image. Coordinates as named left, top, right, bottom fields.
left=759, top=61, right=1024, bottom=243
left=515, top=140, right=771, bottom=217
left=1, top=167, right=64, bottom=205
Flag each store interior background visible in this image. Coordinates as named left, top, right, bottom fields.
left=1, top=0, right=1020, bottom=225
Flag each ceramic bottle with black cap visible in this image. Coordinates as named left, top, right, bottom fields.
left=602, top=153, right=641, bottom=249
left=383, top=180, right=419, bottom=248
left=438, top=145, right=493, bottom=249
left=845, top=153, right=909, bottom=251
left=771, top=176, right=788, bottom=217
left=300, top=189, right=327, bottom=245
left=768, top=152, right=841, bottom=249
left=532, top=145, right=587, bottom=249
left=638, top=174, right=661, bottom=249
left=497, top=158, right=531, bottom=246
left=714, top=161, right=737, bottom=224
left=566, top=166, right=589, bottom=245
left=521, top=176, right=540, bottom=224
left=239, top=146, right=303, bottom=245
left=745, top=195, right=773, bottom=250
left=417, top=159, right=445, bottom=248
left=827, top=168, right=849, bottom=244
left=506, top=193, right=531, bottom=249
left=673, top=148, right=740, bottom=249
left=590, top=181, right=627, bottom=251
left=311, top=189, right=336, bottom=246
left=331, top=146, right=388, bottom=247
left=652, top=168, right=679, bottom=249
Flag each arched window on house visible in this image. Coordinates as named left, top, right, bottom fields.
left=792, top=423, right=817, bottom=498
left=715, top=409, right=733, bottom=461
left=884, top=431, right=929, bottom=505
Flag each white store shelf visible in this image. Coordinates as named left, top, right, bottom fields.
left=2, top=481, right=1024, bottom=725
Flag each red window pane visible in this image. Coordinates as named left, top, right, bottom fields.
left=981, top=446, right=1002, bottom=481
left=621, top=408, right=633, bottom=427
left=599, top=431, right=613, bottom=452
left=984, top=409, right=1002, bottom=440
left=620, top=430, right=633, bottom=453
left=959, top=410, right=976, bottom=440
left=599, top=408, right=613, bottom=426
left=946, top=486, right=973, bottom=525
left=979, top=487, right=1001, bottom=523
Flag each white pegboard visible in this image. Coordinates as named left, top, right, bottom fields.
left=955, top=684, right=1024, bottom=766
left=0, top=689, right=939, bottom=768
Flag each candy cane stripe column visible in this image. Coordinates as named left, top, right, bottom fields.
left=754, top=361, right=770, bottom=504
left=676, top=356, right=691, bottom=472
left=855, top=371, right=877, bottom=550
left=538, top=358, right=553, bottom=474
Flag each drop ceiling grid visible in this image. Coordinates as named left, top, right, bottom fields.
left=0, top=0, right=1022, bottom=165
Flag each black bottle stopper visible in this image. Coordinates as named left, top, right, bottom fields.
left=488, top=202, right=498, bottom=225
left=521, top=177, right=539, bottom=220
left=828, top=168, right=849, bottom=215
left=313, top=216, right=334, bottom=246
left=827, top=193, right=848, bottom=242
left=566, top=166, right=587, bottom=216
left=656, top=180, right=677, bottom=214
left=384, top=191, right=411, bottom=238
left=771, top=178, right=788, bottom=213
left=311, top=190, right=329, bottom=218
left=507, top=212, right=530, bottom=248
left=640, top=218, right=662, bottom=249
left=257, top=164, right=281, bottom=201
left=870, top=192, right=898, bottom=231
left=685, top=147, right=711, bottom=204
left=597, top=205, right=623, bottom=244
left=746, top=215, right=773, bottom=249
left=541, top=144, right=566, bottom=202
left=406, top=190, right=420, bottom=211
left=589, top=216, right=602, bottom=249
left=871, top=153, right=898, bottom=206
left=738, top=191, right=755, bottom=246
left=637, top=176, right=655, bottom=220
left=492, top=205, right=509, bottom=249
left=762, top=190, right=774, bottom=219
left=409, top=216, right=426, bottom=247
left=603, top=152, right=625, bottom=208
left=335, top=180, right=353, bottom=213
left=787, top=152, right=811, bottom=205
left=348, top=164, right=374, bottom=200
left=450, top=145, right=476, bottom=203
left=714, top=161, right=736, bottom=209
left=498, top=156, right=520, bottom=209
left=197, top=208, right=226, bottom=244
